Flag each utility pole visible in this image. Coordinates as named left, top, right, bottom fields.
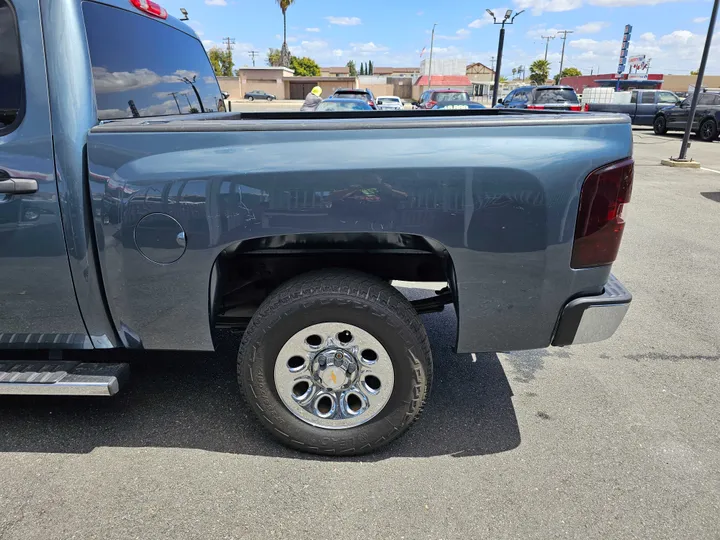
left=488, top=9, right=524, bottom=106
left=541, top=35, right=555, bottom=62
left=222, top=37, right=235, bottom=52
left=557, top=30, right=573, bottom=82
left=673, top=0, right=719, bottom=162
left=490, top=56, right=495, bottom=71
left=428, top=23, right=437, bottom=89
left=248, top=50, right=259, bottom=67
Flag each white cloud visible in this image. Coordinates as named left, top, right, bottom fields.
left=186, top=20, right=204, bottom=37
left=589, top=0, right=679, bottom=5
left=325, top=16, right=362, bottom=26
left=350, top=42, right=390, bottom=55
left=576, top=21, right=609, bottom=34
left=204, top=0, right=227, bottom=5
left=437, top=28, right=471, bottom=40
left=694, top=17, right=710, bottom=23
left=469, top=7, right=508, bottom=28
left=275, top=34, right=298, bottom=43
left=332, top=49, right=344, bottom=57
left=526, top=26, right=561, bottom=39
left=515, top=0, right=582, bottom=15
left=640, top=32, right=656, bottom=41
left=202, top=40, right=216, bottom=50
left=306, top=27, right=321, bottom=32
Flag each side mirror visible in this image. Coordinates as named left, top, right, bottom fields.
left=497, top=98, right=504, bottom=104
left=221, top=91, right=230, bottom=100
left=377, top=100, right=384, bottom=105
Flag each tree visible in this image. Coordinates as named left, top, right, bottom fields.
left=529, top=59, right=551, bottom=86
left=347, top=60, right=358, bottom=77
left=276, top=0, right=295, bottom=67
left=368, top=60, right=374, bottom=75
left=691, top=70, right=699, bottom=75
left=208, top=47, right=234, bottom=77
left=499, top=76, right=509, bottom=83
left=559, top=67, right=582, bottom=79
left=290, top=56, right=321, bottom=76
left=512, top=67, right=517, bottom=79
left=266, top=48, right=282, bottom=67
left=360, top=62, right=365, bottom=75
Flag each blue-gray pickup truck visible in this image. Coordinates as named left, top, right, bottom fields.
left=0, top=0, right=633, bottom=455
left=584, top=89, right=680, bottom=125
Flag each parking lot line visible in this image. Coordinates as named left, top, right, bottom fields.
left=701, top=167, right=720, bottom=174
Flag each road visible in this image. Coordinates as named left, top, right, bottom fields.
left=1, top=128, right=719, bottom=539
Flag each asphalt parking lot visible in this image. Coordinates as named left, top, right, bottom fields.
left=1, top=127, right=719, bottom=540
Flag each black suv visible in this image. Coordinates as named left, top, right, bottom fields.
left=496, top=85, right=581, bottom=111
left=653, top=91, right=720, bottom=141
left=330, top=88, right=377, bottom=109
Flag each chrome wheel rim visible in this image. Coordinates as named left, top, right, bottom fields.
left=274, top=322, right=395, bottom=430
left=702, top=122, right=713, bottom=138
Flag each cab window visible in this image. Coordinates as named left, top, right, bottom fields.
left=0, top=0, right=23, bottom=131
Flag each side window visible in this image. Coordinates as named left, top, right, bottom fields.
left=641, top=92, right=655, bottom=104
left=658, top=92, right=678, bottom=104
left=630, top=91, right=638, bottom=104
left=0, top=0, right=23, bottom=132
left=503, top=91, right=515, bottom=103
left=699, top=93, right=715, bottom=105
left=516, top=90, right=528, bottom=103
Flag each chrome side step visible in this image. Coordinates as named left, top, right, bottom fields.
left=0, top=361, right=129, bottom=396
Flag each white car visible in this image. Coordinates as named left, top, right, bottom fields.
left=376, top=96, right=404, bottom=111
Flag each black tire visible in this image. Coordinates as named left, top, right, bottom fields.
left=653, top=115, right=667, bottom=135
left=266, top=96, right=273, bottom=101
left=698, top=119, right=718, bottom=142
left=237, top=270, right=432, bottom=455
left=248, top=96, right=254, bottom=102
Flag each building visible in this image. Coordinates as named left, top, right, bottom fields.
left=560, top=73, right=664, bottom=93
left=223, top=67, right=356, bottom=100
left=466, top=62, right=495, bottom=98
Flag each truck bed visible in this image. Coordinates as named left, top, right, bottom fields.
left=87, top=111, right=632, bottom=353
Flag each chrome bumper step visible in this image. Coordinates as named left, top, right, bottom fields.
left=0, top=361, right=129, bottom=396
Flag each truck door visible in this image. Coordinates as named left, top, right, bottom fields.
left=0, top=0, right=89, bottom=347
left=636, top=91, right=657, bottom=126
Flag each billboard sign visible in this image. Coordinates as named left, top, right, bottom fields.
left=617, top=24, right=632, bottom=76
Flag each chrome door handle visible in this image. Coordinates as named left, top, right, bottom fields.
left=0, top=178, right=38, bottom=194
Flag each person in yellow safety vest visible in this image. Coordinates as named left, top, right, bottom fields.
left=300, top=86, right=323, bottom=111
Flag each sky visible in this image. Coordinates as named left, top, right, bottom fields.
left=157, top=0, right=720, bottom=76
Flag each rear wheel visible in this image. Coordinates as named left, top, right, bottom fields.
left=267, top=96, right=273, bottom=101
left=237, top=270, right=432, bottom=455
left=248, top=96, right=254, bottom=102
left=698, top=119, right=717, bottom=142
left=653, top=115, right=667, bottom=135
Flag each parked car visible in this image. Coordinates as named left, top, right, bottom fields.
left=653, top=92, right=720, bottom=141
left=415, top=89, right=471, bottom=109
left=376, top=96, right=404, bottom=111
left=315, top=98, right=373, bottom=112
left=431, top=101, right=485, bottom=110
left=0, top=0, right=633, bottom=456
left=330, top=88, right=377, bottom=109
left=584, top=90, right=680, bottom=125
left=244, top=90, right=276, bottom=101
left=497, top=85, right=582, bottom=111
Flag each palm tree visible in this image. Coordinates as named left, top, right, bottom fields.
left=276, top=0, right=295, bottom=67
left=512, top=68, right=517, bottom=79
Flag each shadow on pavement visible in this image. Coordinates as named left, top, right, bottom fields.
left=0, top=311, right=520, bottom=460
left=701, top=192, right=720, bottom=203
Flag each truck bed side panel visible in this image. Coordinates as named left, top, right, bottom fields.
left=87, top=118, right=631, bottom=352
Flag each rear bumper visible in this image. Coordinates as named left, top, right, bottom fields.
left=552, top=275, right=631, bottom=346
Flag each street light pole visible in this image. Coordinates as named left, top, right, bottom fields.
left=489, top=9, right=524, bottom=106
left=428, top=23, right=437, bottom=90
left=557, top=30, right=573, bottom=83
left=541, top=35, right=555, bottom=62
left=676, top=0, right=719, bottom=161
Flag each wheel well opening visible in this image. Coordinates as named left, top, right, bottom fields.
left=210, top=232, right=456, bottom=331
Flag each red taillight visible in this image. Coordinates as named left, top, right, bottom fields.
left=570, top=105, right=582, bottom=111
left=583, top=103, right=590, bottom=112
left=130, top=0, right=168, bottom=19
left=527, top=104, right=545, bottom=109
left=368, top=101, right=375, bottom=108
left=572, top=158, right=634, bottom=268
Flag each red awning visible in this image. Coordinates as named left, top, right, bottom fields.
left=415, top=75, right=472, bottom=87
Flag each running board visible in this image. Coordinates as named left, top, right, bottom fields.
left=0, top=361, right=129, bottom=396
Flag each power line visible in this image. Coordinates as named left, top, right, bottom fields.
left=541, top=35, right=555, bottom=62
left=248, top=50, right=259, bottom=67
left=556, top=30, right=574, bottom=80
left=222, top=37, right=235, bottom=52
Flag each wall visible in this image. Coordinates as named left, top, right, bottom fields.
left=236, top=68, right=294, bottom=99
left=217, top=77, right=242, bottom=101
left=364, top=84, right=394, bottom=97
left=420, top=58, right=466, bottom=76
left=662, top=74, right=720, bottom=92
